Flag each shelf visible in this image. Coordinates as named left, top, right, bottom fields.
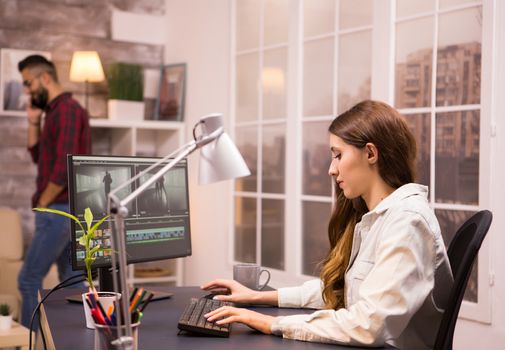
left=90, top=118, right=184, bottom=131
left=129, top=276, right=178, bottom=284
left=0, top=110, right=25, bottom=117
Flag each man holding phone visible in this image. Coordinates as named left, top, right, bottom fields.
left=17, top=55, right=91, bottom=328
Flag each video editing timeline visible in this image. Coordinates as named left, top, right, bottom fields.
left=127, top=226, right=185, bottom=243
left=68, top=155, right=192, bottom=269
left=74, top=223, right=187, bottom=261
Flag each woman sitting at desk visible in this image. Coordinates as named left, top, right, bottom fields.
left=203, top=100, right=453, bottom=350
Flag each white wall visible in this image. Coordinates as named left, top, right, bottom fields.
left=164, top=0, right=233, bottom=285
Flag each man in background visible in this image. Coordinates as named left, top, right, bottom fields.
left=17, top=55, right=91, bottom=328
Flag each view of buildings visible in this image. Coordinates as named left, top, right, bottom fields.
left=396, top=41, right=481, bottom=206
left=396, top=41, right=482, bottom=301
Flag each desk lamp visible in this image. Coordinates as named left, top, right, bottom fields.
left=69, top=51, right=105, bottom=112
left=107, top=113, right=250, bottom=349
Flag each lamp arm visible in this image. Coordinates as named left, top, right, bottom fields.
left=118, top=142, right=198, bottom=209
left=110, top=125, right=223, bottom=210
left=108, top=141, right=196, bottom=205
left=109, top=207, right=132, bottom=349
left=193, top=120, right=224, bottom=148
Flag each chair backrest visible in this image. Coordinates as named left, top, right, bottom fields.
left=433, top=210, right=493, bottom=350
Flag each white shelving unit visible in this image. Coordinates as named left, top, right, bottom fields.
left=89, top=118, right=186, bottom=287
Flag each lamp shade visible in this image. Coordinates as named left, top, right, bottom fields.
left=198, top=132, right=251, bottom=185
left=69, top=51, right=105, bottom=82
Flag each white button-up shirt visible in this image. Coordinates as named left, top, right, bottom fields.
left=271, top=183, right=453, bottom=350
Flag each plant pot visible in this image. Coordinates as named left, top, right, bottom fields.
left=0, top=314, right=12, bottom=331
left=107, top=100, right=145, bottom=122
left=82, top=292, right=121, bottom=329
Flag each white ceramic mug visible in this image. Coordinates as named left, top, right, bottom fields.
left=233, top=263, right=271, bottom=290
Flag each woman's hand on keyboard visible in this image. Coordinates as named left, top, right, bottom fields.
left=201, top=279, right=258, bottom=304
left=204, top=305, right=275, bottom=334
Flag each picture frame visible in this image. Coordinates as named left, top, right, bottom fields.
left=155, top=63, right=186, bottom=122
left=0, top=48, right=51, bottom=116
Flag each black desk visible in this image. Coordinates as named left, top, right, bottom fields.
left=40, top=287, right=394, bottom=350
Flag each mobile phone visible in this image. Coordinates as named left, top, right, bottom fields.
left=30, top=96, right=46, bottom=110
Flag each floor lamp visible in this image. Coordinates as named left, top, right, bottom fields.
left=107, top=113, right=250, bottom=349
left=69, top=51, right=105, bottom=113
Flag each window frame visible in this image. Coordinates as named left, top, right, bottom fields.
left=388, top=0, right=492, bottom=323
left=229, top=0, right=494, bottom=323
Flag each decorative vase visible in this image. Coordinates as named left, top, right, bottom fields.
left=107, top=100, right=145, bottom=122
left=0, top=314, right=12, bottom=331
left=82, top=291, right=121, bottom=329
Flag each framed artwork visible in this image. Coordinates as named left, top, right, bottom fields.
left=155, top=63, right=186, bottom=121
left=0, top=48, right=51, bottom=116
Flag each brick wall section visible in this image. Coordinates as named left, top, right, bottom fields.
left=0, top=0, right=165, bottom=245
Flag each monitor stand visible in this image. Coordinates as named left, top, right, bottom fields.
left=98, top=266, right=115, bottom=292
left=65, top=266, right=174, bottom=304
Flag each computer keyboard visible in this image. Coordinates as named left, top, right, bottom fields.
left=178, top=296, right=233, bottom=337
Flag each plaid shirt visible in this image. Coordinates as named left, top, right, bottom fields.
left=28, top=92, right=91, bottom=207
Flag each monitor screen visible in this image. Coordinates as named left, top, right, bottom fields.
left=67, top=155, right=192, bottom=270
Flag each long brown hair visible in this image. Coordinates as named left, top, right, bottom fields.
left=320, top=100, right=417, bottom=309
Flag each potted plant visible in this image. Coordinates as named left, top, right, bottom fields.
left=33, top=207, right=109, bottom=291
left=106, top=62, right=145, bottom=121
left=0, top=303, right=12, bottom=330
left=33, top=207, right=117, bottom=329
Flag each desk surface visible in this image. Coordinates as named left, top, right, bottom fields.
left=41, top=287, right=394, bottom=350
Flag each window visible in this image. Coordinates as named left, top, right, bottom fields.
left=394, top=0, right=488, bottom=321
left=231, top=0, right=491, bottom=323
left=302, top=0, right=372, bottom=275
left=232, top=0, right=372, bottom=277
left=233, top=0, right=289, bottom=270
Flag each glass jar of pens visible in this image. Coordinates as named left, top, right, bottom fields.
left=85, top=287, right=154, bottom=350
left=95, top=322, right=140, bottom=350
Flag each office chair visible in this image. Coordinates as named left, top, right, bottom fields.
left=433, top=210, right=493, bottom=350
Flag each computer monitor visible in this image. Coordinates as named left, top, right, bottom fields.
left=67, top=155, right=192, bottom=289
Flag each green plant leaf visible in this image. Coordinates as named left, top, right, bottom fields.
left=33, top=207, right=105, bottom=291
left=89, top=215, right=109, bottom=237
left=107, top=62, right=143, bottom=101
left=84, top=256, right=95, bottom=265
left=89, top=244, right=100, bottom=257
left=0, top=303, right=11, bottom=316
left=84, top=208, right=93, bottom=232
left=33, top=207, right=86, bottom=234
left=89, top=244, right=114, bottom=257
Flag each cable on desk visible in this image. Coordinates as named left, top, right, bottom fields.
left=29, top=272, right=95, bottom=350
